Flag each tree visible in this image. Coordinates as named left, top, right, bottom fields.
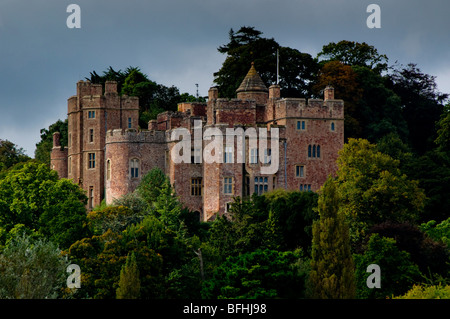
left=0, top=233, right=69, bottom=299
left=112, top=191, right=148, bottom=216
left=0, top=139, right=30, bottom=174
left=86, top=66, right=128, bottom=93
left=393, top=284, right=450, bottom=299
left=402, top=149, right=450, bottom=223
left=317, top=40, right=388, bottom=73
left=263, top=189, right=318, bottom=252
left=34, top=119, right=68, bottom=166
left=137, top=167, right=170, bottom=207
left=335, top=138, right=426, bottom=247
left=313, top=61, right=363, bottom=139
left=87, top=205, right=144, bottom=235
left=307, top=177, right=356, bottom=299
left=368, top=221, right=449, bottom=278
left=0, top=162, right=88, bottom=249
left=214, top=26, right=318, bottom=99
left=435, top=103, right=450, bottom=153
left=67, top=228, right=164, bottom=299
left=121, top=68, right=153, bottom=96
left=388, top=63, right=448, bottom=154
left=214, top=27, right=278, bottom=98
left=202, top=249, right=306, bottom=299
left=277, top=47, right=319, bottom=98
left=123, top=214, right=193, bottom=297
left=152, top=180, right=184, bottom=233
left=38, top=178, right=90, bottom=249
left=352, top=66, right=408, bottom=143
left=375, top=132, right=413, bottom=169
left=116, top=252, right=141, bottom=299
left=354, top=233, right=421, bottom=299
left=419, top=218, right=450, bottom=249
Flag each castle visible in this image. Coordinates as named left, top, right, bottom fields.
left=51, top=63, right=344, bottom=221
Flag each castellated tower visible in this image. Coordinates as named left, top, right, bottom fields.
left=104, top=129, right=166, bottom=204
left=51, top=63, right=344, bottom=220
left=53, top=80, right=139, bottom=209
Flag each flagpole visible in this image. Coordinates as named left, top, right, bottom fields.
left=276, top=49, right=279, bottom=85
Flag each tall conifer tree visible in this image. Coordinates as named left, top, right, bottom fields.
left=308, top=177, right=356, bottom=299
left=116, top=252, right=141, bottom=299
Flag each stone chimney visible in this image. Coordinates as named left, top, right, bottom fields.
left=324, top=85, right=335, bottom=101
left=208, top=87, right=218, bottom=101
left=148, top=120, right=157, bottom=130
left=105, top=81, right=118, bottom=94
left=269, top=84, right=281, bottom=99
left=53, top=132, right=61, bottom=148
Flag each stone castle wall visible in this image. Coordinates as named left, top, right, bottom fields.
left=51, top=66, right=344, bottom=221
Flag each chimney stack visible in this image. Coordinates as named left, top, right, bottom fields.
left=324, top=85, right=335, bottom=101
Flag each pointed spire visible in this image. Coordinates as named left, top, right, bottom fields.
left=236, top=62, right=268, bottom=94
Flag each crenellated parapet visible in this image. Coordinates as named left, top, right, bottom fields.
left=273, top=97, right=344, bottom=121
left=67, top=80, right=139, bottom=114
left=105, top=128, right=166, bottom=145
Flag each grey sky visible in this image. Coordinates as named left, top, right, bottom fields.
left=1, top=0, right=449, bottom=156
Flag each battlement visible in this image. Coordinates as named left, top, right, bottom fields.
left=68, top=80, right=139, bottom=114
left=213, top=98, right=256, bottom=109
left=120, top=95, right=139, bottom=109
left=156, top=109, right=205, bottom=131
left=177, top=102, right=207, bottom=117
left=105, top=128, right=166, bottom=144
left=274, top=97, right=344, bottom=120
left=77, top=80, right=103, bottom=97
left=207, top=98, right=257, bottom=126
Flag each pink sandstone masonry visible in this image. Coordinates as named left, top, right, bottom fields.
left=51, top=64, right=344, bottom=221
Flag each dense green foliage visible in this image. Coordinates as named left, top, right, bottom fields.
left=0, top=233, right=69, bottom=299
left=393, top=284, right=450, bottom=299
left=354, top=233, right=421, bottom=299
left=0, top=162, right=88, bottom=249
left=335, top=138, right=426, bottom=246
left=202, top=249, right=307, bottom=299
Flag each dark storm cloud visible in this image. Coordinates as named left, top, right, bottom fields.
left=0, top=0, right=449, bottom=156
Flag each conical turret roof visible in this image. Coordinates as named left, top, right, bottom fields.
left=236, top=62, right=268, bottom=93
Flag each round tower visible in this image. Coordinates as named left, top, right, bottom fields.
left=50, top=132, right=68, bottom=178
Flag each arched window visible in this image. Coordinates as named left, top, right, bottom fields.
left=130, top=158, right=140, bottom=178
left=317, top=145, right=321, bottom=158
left=331, top=122, right=335, bottom=131
left=308, top=145, right=312, bottom=158
left=312, top=145, right=316, bottom=158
